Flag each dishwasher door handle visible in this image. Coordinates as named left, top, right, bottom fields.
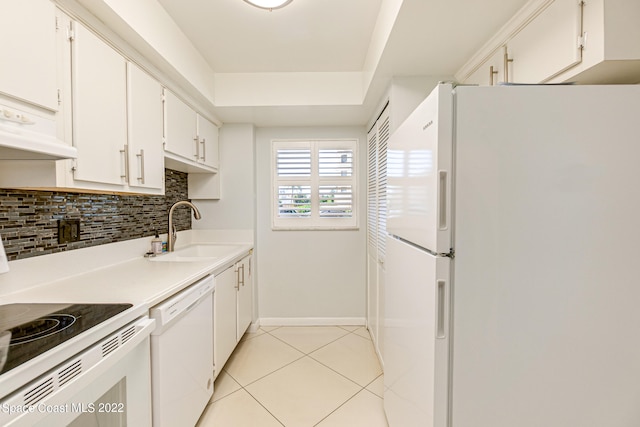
left=185, top=300, right=199, bottom=313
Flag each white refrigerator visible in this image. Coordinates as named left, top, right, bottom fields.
left=383, top=83, right=640, bottom=427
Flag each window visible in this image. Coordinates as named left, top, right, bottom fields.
left=272, top=139, right=358, bottom=230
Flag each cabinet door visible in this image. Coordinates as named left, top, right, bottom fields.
left=127, top=63, right=164, bottom=191
left=508, top=0, right=583, bottom=83
left=214, top=265, right=237, bottom=376
left=71, top=22, right=127, bottom=185
left=197, top=114, right=219, bottom=169
left=463, top=47, right=505, bottom=86
left=164, top=90, right=197, bottom=161
left=236, top=255, right=253, bottom=341
left=0, top=0, right=58, bottom=110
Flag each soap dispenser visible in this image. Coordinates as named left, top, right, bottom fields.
left=151, top=231, right=163, bottom=254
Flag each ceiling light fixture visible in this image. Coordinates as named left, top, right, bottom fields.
left=243, top=0, right=293, bottom=11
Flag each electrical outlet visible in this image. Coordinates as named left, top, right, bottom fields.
left=58, top=219, right=81, bottom=244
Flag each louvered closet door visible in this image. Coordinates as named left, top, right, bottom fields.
left=376, top=112, right=389, bottom=263
left=367, top=104, right=389, bottom=360
left=367, top=129, right=378, bottom=254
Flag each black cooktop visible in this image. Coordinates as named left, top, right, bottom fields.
left=0, top=303, right=132, bottom=375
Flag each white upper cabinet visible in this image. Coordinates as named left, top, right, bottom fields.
left=457, top=0, right=640, bottom=85
left=0, top=16, right=167, bottom=194
left=71, top=21, right=128, bottom=186
left=164, top=89, right=219, bottom=173
left=0, top=0, right=58, bottom=111
left=463, top=47, right=506, bottom=86
left=549, top=0, right=640, bottom=83
left=196, top=114, right=219, bottom=169
left=163, top=89, right=197, bottom=161
left=127, top=63, right=164, bottom=192
left=507, top=0, right=583, bottom=83
left=0, top=4, right=221, bottom=192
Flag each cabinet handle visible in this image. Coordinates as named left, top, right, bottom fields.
left=503, top=47, right=513, bottom=83
left=200, top=138, right=206, bottom=161
left=240, top=264, right=245, bottom=287
left=438, top=170, right=448, bottom=230
left=436, top=280, right=447, bottom=339
left=235, top=266, right=240, bottom=290
left=136, top=149, right=145, bottom=184
left=489, top=65, right=498, bottom=86
left=194, top=136, right=200, bottom=159
left=119, top=144, right=129, bottom=181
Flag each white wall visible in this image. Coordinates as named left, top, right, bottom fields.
left=389, top=76, right=448, bottom=131
left=194, top=124, right=256, bottom=230
left=256, top=126, right=368, bottom=325
left=368, top=75, right=452, bottom=133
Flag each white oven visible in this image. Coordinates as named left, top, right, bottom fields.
left=0, top=314, right=155, bottom=427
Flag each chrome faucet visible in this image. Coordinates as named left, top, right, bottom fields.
left=167, top=200, right=202, bottom=252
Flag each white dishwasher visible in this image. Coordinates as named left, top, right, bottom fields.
left=150, top=275, right=215, bottom=427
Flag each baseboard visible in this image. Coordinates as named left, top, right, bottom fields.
left=259, top=317, right=366, bottom=327
left=247, top=320, right=261, bottom=333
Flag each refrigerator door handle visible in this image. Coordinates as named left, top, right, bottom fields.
left=438, top=170, right=448, bottom=230
left=437, top=280, right=447, bottom=339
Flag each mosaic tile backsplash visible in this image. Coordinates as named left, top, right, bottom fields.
left=0, top=169, right=193, bottom=261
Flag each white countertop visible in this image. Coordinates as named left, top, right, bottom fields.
left=0, top=229, right=254, bottom=308
left=0, top=229, right=253, bottom=401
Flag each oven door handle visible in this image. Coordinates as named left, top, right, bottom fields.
left=1, top=317, right=155, bottom=427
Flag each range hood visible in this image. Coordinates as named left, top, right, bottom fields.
left=0, top=104, right=77, bottom=160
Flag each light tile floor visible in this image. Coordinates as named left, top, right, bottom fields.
left=197, top=326, right=389, bottom=427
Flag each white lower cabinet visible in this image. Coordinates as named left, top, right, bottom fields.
left=214, top=264, right=238, bottom=377
left=214, top=252, right=253, bottom=377
left=236, top=254, right=253, bottom=341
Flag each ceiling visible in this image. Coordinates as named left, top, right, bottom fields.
left=156, top=0, right=383, bottom=73
left=155, top=0, right=531, bottom=126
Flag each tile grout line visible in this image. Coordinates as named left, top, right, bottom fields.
left=242, top=386, right=287, bottom=427
left=210, top=367, right=288, bottom=426
left=264, top=327, right=378, bottom=390
left=207, top=326, right=381, bottom=426
left=265, top=327, right=352, bottom=356
left=312, top=386, right=366, bottom=427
